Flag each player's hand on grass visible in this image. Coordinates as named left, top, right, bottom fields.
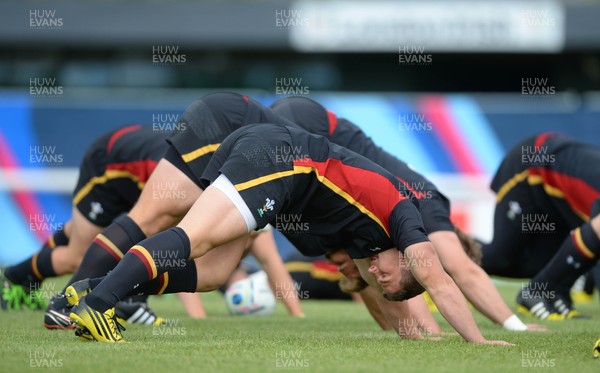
left=525, top=324, right=547, bottom=332
left=438, top=331, right=458, bottom=337
left=482, top=340, right=515, bottom=346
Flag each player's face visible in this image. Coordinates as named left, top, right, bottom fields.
left=368, top=249, right=404, bottom=295
left=328, top=249, right=361, bottom=279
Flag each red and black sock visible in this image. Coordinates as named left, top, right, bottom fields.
left=5, top=227, right=68, bottom=289
left=68, top=261, right=196, bottom=303
left=129, top=261, right=198, bottom=296
left=66, top=215, right=145, bottom=287
left=530, top=222, right=600, bottom=297
left=85, top=227, right=191, bottom=312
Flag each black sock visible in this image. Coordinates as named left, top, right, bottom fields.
left=5, top=227, right=69, bottom=289
left=66, top=215, right=145, bottom=286
left=591, top=262, right=600, bottom=291
left=530, top=223, right=600, bottom=297
left=86, top=227, right=191, bottom=312
left=129, top=261, right=198, bottom=296
left=125, top=294, right=149, bottom=304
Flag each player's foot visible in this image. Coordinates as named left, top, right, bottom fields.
left=74, top=327, right=95, bottom=342
left=1, top=269, right=27, bottom=310
left=516, top=289, right=565, bottom=320
left=64, top=279, right=94, bottom=306
left=115, top=299, right=163, bottom=326
left=571, top=290, right=594, bottom=304
left=44, top=294, right=75, bottom=330
left=69, top=298, right=125, bottom=343
left=571, top=274, right=595, bottom=304
left=593, top=338, right=600, bottom=358
left=553, top=294, right=590, bottom=319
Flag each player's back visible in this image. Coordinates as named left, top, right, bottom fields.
left=284, top=125, right=406, bottom=258
left=492, top=132, right=600, bottom=225
left=107, top=125, right=169, bottom=165
left=270, top=96, right=439, bottom=198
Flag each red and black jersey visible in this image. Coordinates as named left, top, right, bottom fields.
left=270, top=96, right=453, bottom=234
left=491, top=132, right=600, bottom=227
left=73, top=125, right=169, bottom=226
left=201, top=123, right=429, bottom=259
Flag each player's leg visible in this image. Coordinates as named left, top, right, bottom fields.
left=49, top=208, right=103, bottom=275
left=69, top=182, right=252, bottom=342
left=47, top=154, right=200, bottom=329
left=44, top=211, right=149, bottom=329
left=128, top=158, right=202, bottom=237
left=1, top=224, right=70, bottom=310
left=2, top=225, right=68, bottom=288
left=41, top=210, right=103, bottom=329
left=525, top=200, right=600, bottom=318
left=69, top=124, right=295, bottom=341
left=66, top=158, right=201, bottom=286
left=66, top=232, right=253, bottom=310
left=481, top=188, right=536, bottom=277
left=589, top=262, right=600, bottom=297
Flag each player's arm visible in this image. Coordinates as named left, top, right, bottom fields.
left=357, top=286, right=393, bottom=330
left=388, top=200, right=512, bottom=345
left=406, top=293, right=442, bottom=335
left=357, top=285, right=442, bottom=335
left=432, top=230, right=544, bottom=331
left=354, top=258, right=423, bottom=339
left=405, top=242, right=486, bottom=342
left=250, top=229, right=305, bottom=317
left=176, top=292, right=207, bottom=319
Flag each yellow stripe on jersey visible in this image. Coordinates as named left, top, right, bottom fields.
left=497, top=170, right=588, bottom=220
left=527, top=175, right=590, bottom=220
left=527, top=175, right=566, bottom=199
left=73, top=170, right=145, bottom=206
left=181, top=143, right=220, bottom=163
left=48, top=234, right=56, bottom=249
left=234, top=170, right=296, bottom=192
left=294, top=165, right=388, bottom=234
left=496, top=169, right=529, bottom=203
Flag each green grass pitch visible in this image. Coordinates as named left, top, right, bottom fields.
left=0, top=277, right=599, bottom=372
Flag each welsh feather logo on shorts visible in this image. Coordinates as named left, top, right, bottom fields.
left=88, top=201, right=104, bottom=221
left=257, top=198, right=275, bottom=218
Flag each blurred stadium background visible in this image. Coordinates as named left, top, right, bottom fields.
left=0, top=0, right=599, bottom=266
